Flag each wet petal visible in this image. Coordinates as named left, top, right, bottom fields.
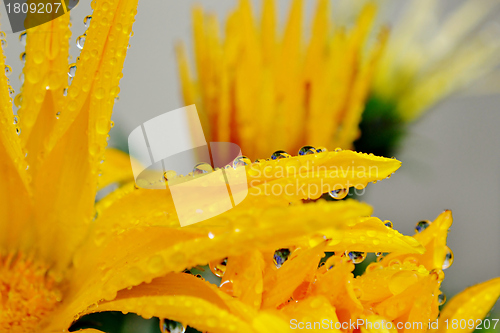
left=381, top=210, right=453, bottom=271
left=0, top=20, right=33, bottom=251
left=31, top=0, right=138, bottom=269
left=435, top=277, right=500, bottom=333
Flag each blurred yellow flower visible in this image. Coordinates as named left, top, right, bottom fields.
left=176, top=0, right=388, bottom=158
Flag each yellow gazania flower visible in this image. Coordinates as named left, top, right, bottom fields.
left=0, top=3, right=424, bottom=332
left=176, top=0, right=387, bottom=158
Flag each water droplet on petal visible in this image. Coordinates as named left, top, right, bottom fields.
left=76, top=35, right=86, bottom=49
left=271, top=150, right=290, bottom=160
left=273, top=248, right=290, bottom=268
left=415, top=220, right=431, bottom=233
left=55, top=112, right=61, bottom=119
left=233, top=156, right=251, bottom=168
left=84, top=15, right=92, bottom=28
left=13, top=115, right=19, bottom=125
left=209, top=258, right=227, bottom=278
left=68, top=64, right=77, bottom=77
left=345, top=251, right=367, bottom=264
left=5, top=65, right=12, bottom=76
left=19, top=32, right=27, bottom=45
left=15, top=127, right=21, bottom=136
left=63, top=87, right=68, bottom=96
left=375, top=252, right=383, bottom=257
left=1, top=39, right=8, bottom=47
left=160, top=319, right=186, bottom=333
left=442, top=247, right=453, bottom=270
left=298, top=145, right=316, bottom=156
left=438, top=292, right=446, bottom=305
left=334, top=147, right=342, bottom=152
left=384, top=221, right=393, bottom=228
left=20, top=52, right=26, bottom=62
left=329, top=188, right=348, bottom=200
left=193, top=162, right=213, bottom=175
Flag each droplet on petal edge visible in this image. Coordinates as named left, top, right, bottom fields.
left=345, top=251, right=367, bottom=264
left=273, top=248, right=291, bottom=268
left=329, top=188, right=348, bottom=200
left=159, top=318, right=186, bottom=333
left=415, top=220, right=431, bottom=233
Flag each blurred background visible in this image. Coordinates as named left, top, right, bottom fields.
left=1, top=0, right=499, bottom=331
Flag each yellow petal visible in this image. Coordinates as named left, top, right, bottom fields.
left=0, top=20, right=33, bottom=252
left=434, top=277, right=500, bottom=333
left=31, top=0, right=138, bottom=269
left=219, top=250, right=265, bottom=309
left=381, top=210, right=452, bottom=271
left=262, top=243, right=326, bottom=309
left=80, top=273, right=257, bottom=333
left=280, top=295, right=342, bottom=332
left=312, top=256, right=364, bottom=324
left=98, top=149, right=137, bottom=190
left=64, top=198, right=372, bottom=318
left=324, top=217, right=424, bottom=254
left=375, top=275, right=439, bottom=328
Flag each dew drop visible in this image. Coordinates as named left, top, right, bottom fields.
left=15, top=127, right=21, bottom=136
left=84, top=15, right=92, bottom=28
left=438, top=292, right=446, bottom=305
left=20, top=52, right=26, bottom=62
left=13, top=115, right=19, bottom=125
left=273, top=248, right=290, bottom=268
left=232, top=156, right=251, bottom=168
left=415, top=220, right=431, bottom=233
left=19, top=32, right=27, bottom=45
left=442, top=247, right=453, bottom=270
left=334, top=147, right=342, bottom=152
left=192, top=162, right=213, bottom=175
left=271, top=150, right=290, bottom=160
left=5, top=65, right=12, bottom=76
left=329, top=188, right=348, bottom=200
left=63, top=87, right=68, bottom=96
left=76, top=35, right=86, bottom=49
left=345, top=251, right=367, bottom=264
left=55, top=112, right=61, bottom=119
left=384, top=221, right=393, bottom=229
left=110, top=120, right=114, bottom=128
left=159, top=319, right=185, bottom=333
left=209, top=258, right=227, bottom=278
left=1, top=39, right=8, bottom=47
left=316, top=147, right=328, bottom=153
left=298, top=145, right=316, bottom=156
left=68, top=64, right=77, bottom=77
left=375, top=252, right=382, bottom=257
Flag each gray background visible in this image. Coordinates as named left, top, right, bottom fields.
left=1, top=0, right=499, bottom=298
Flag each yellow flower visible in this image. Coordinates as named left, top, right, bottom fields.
left=0, top=2, right=419, bottom=331
left=176, top=0, right=388, bottom=158
left=1, top=1, right=498, bottom=333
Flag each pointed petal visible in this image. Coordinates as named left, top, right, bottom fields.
left=0, top=21, right=33, bottom=251
left=219, top=250, right=265, bottom=309
left=324, top=217, right=424, bottom=254
left=70, top=273, right=257, bottom=333
left=381, top=210, right=452, bottom=271
left=31, top=0, right=138, bottom=268
left=262, top=243, right=326, bottom=308
left=435, top=277, right=500, bottom=333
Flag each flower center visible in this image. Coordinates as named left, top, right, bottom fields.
left=0, top=253, right=62, bottom=333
